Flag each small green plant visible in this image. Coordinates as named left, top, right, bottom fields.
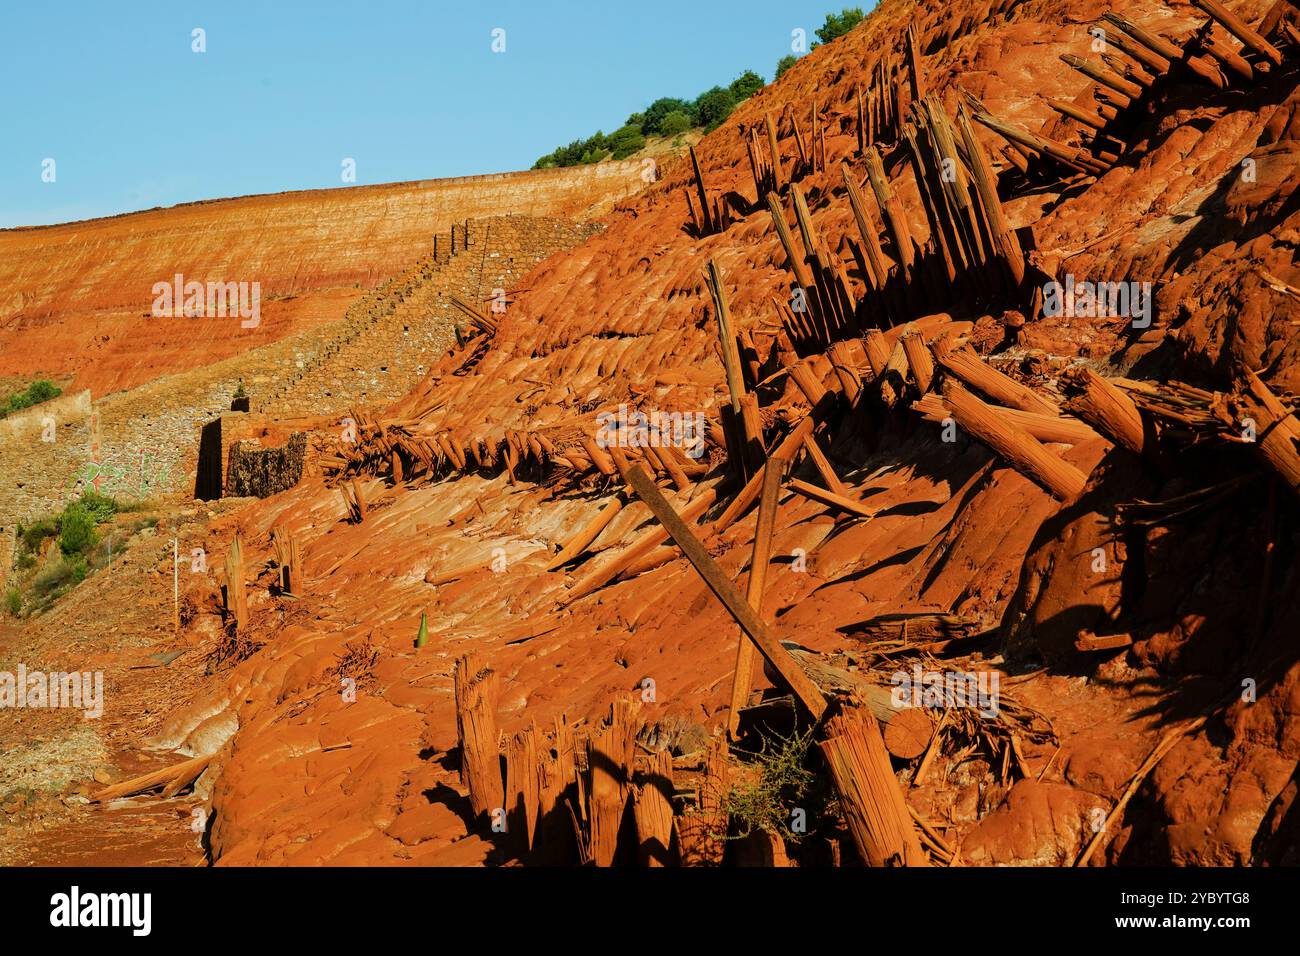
left=19, top=517, right=58, bottom=554
left=31, top=554, right=87, bottom=606
left=775, top=54, right=798, bottom=80
left=232, top=381, right=247, bottom=399
left=3, top=588, right=21, bottom=617
left=722, top=726, right=828, bottom=843
left=58, top=504, right=97, bottom=555
left=78, top=490, right=118, bottom=524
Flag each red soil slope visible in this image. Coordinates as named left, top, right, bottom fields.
left=0, top=162, right=648, bottom=398
left=8, top=0, right=1300, bottom=868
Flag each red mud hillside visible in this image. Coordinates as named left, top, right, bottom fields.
left=0, top=162, right=648, bottom=398
left=8, top=0, right=1300, bottom=869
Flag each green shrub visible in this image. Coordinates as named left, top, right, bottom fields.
left=3, top=588, right=20, bottom=617
left=722, top=727, right=828, bottom=842
left=31, top=554, right=87, bottom=604
left=58, top=504, right=97, bottom=555
left=815, top=7, right=865, bottom=45
left=0, top=379, right=62, bottom=419
left=19, top=517, right=58, bottom=554
left=775, top=54, right=797, bottom=80
left=607, top=123, right=646, bottom=160
left=694, top=86, right=737, bottom=131
left=729, top=70, right=765, bottom=101
left=78, top=490, right=118, bottom=524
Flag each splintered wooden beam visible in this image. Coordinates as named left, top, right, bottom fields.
left=864, top=146, right=917, bottom=279
left=1061, top=366, right=1146, bottom=455
left=841, top=163, right=891, bottom=296
left=787, top=478, right=875, bottom=519
left=766, top=191, right=816, bottom=291
left=1104, top=27, right=1173, bottom=75
left=224, top=532, right=248, bottom=630
left=706, top=259, right=748, bottom=418
left=564, top=487, right=718, bottom=601
left=943, top=381, right=1088, bottom=501
left=454, top=653, right=504, bottom=820
left=900, top=331, right=936, bottom=393
left=974, top=110, right=1107, bottom=174
left=1046, top=97, right=1109, bottom=132
left=504, top=727, right=540, bottom=851
left=727, top=453, right=785, bottom=738
left=632, top=749, right=676, bottom=866
left=914, top=393, right=1101, bottom=444
left=547, top=495, right=625, bottom=570
left=1192, top=0, right=1284, bottom=65
left=932, top=338, right=1061, bottom=415
left=714, top=415, right=816, bottom=530
left=587, top=700, right=638, bottom=866
left=620, top=461, right=827, bottom=719
left=764, top=111, right=784, bottom=193
left=819, top=708, right=929, bottom=866
left=958, top=101, right=1029, bottom=285
left=1230, top=370, right=1300, bottom=495
left=1060, top=53, right=1143, bottom=100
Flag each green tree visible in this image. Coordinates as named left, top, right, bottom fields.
left=815, top=7, right=865, bottom=45
left=694, top=86, right=737, bottom=131
left=729, top=70, right=765, bottom=101
left=658, top=109, right=693, bottom=136
left=775, top=54, right=798, bottom=80
left=642, top=97, right=694, bottom=136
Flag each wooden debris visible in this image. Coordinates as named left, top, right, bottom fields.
left=586, top=699, right=638, bottom=866
left=505, top=727, right=540, bottom=850
left=819, top=707, right=929, bottom=866
left=91, top=754, right=213, bottom=803
left=454, top=652, right=504, bottom=820
left=1221, top=370, right=1300, bottom=495
left=271, top=527, right=303, bottom=595
left=1061, top=366, right=1146, bottom=454
left=942, top=381, right=1088, bottom=501
left=223, top=532, right=248, bottom=631
left=932, top=338, right=1060, bottom=415
left=632, top=749, right=676, bottom=866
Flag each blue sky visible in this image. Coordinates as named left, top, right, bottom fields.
left=0, top=0, right=855, bottom=228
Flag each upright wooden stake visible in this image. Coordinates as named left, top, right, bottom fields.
left=454, top=653, right=504, bottom=820
left=727, top=454, right=785, bottom=737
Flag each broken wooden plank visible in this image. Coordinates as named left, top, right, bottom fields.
left=942, top=381, right=1088, bottom=500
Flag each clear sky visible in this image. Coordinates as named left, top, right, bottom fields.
left=0, top=0, right=857, bottom=228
